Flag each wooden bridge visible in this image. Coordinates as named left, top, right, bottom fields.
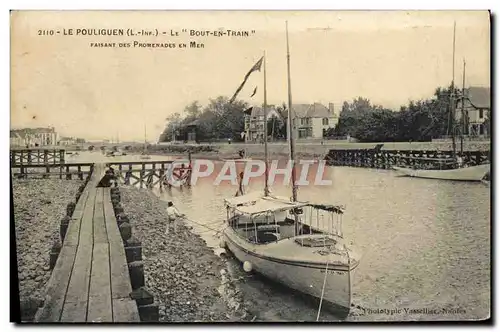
left=34, top=163, right=157, bottom=322
left=325, top=149, right=491, bottom=169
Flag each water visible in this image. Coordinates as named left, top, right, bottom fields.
left=73, top=151, right=491, bottom=321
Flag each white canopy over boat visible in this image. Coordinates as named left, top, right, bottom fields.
left=224, top=191, right=265, bottom=206
left=225, top=192, right=344, bottom=216
left=234, top=197, right=308, bottom=215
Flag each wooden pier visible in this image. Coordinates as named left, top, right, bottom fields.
left=106, top=160, right=192, bottom=188
left=34, top=163, right=157, bottom=323
left=324, top=149, right=491, bottom=169
left=11, top=163, right=94, bottom=179
left=11, top=149, right=65, bottom=166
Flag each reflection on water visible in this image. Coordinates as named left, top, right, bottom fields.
left=73, top=152, right=491, bottom=321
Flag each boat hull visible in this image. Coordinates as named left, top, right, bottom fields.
left=393, top=164, right=490, bottom=181
left=223, top=228, right=353, bottom=316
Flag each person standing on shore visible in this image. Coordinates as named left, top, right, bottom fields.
left=166, top=201, right=184, bottom=234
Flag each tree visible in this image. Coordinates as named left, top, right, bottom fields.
left=202, top=96, right=247, bottom=140
left=334, top=97, right=375, bottom=137
left=183, top=101, right=202, bottom=122
left=159, top=112, right=182, bottom=142
left=331, top=85, right=462, bottom=143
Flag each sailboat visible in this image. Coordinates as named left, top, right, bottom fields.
left=140, top=124, right=151, bottom=160
left=220, top=23, right=360, bottom=318
left=393, top=22, right=490, bottom=182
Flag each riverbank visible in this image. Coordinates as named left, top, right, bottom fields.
left=12, top=179, right=83, bottom=320
left=119, top=186, right=251, bottom=322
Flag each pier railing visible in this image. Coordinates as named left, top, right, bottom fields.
left=10, top=149, right=65, bottom=166
left=105, top=161, right=175, bottom=188
left=11, top=163, right=94, bottom=179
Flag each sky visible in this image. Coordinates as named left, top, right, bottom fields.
left=10, top=10, right=490, bottom=141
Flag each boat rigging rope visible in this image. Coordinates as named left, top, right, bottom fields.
left=316, top=259, right=330, bottom=321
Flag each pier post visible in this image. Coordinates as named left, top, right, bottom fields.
left=119, top=222, right=132, bottom=242
left=475, top=151, right=481, bottom=166
left=129, top=287, right=159, bottom=322
left=116, top=213, right=129, bottom=226
left=128, top=261, right=145, bottom=289
left=187, top=152, right=192, bottom=186
left=125, top=236, right=142, bottom=263
left=20, top=297, right=44, bottom=322
left=66, top=202, right=76, bottom=217
left=140, top=164, right=145, bottom=188
left=60, top=216, right=70, bottom=242
left=114, top=204, right=124, bottom=216
left=49, top=240, right=62, bottom=270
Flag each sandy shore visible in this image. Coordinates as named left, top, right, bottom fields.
left=12, top=178, right=83, bottom=318
left=119, top=186, right=250, bottom=322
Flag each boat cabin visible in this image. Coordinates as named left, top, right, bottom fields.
left=224, top=192, right=345, bottom=247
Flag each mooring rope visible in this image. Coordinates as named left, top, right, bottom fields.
left=316, top=259, right=330, bottom=321
left=181, top=216, right=227, bottom=234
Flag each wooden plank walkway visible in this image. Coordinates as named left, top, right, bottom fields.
left=35, top=163, right=140, bottom=322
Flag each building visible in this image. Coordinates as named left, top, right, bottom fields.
left=282, top=103, right=340, bottom=139
left=59, top=137, right=77, bottom=145
left=244, top=106, right=282, bottom=142
left=456, top=86, right=490, bottom=137
left=182, top=119, right=199, bottom=142
left=10, top=127, right=58, bottom=147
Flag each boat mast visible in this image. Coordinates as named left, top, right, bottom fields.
left=286, top=21, right=298, bottom=202
left=460, top=59, right=466, bottom=155
left=449, top=21, right=457, bottom=158
left=144, top=124, right=147, bottom=152
left=263, top=51, right=270, bottom=196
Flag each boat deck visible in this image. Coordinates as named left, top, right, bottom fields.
left=228, top=227, right=359, bottom=268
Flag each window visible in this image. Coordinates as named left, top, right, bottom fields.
left=322, top=118, right=329, bottom=126
left=479, top=109, right=484, bottom=119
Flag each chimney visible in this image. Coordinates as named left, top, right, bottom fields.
left=328, top=103, right=335, bottom=116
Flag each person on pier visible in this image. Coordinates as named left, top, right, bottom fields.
left=166, top=201, right=185, bottom=234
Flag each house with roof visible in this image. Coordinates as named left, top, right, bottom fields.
left=281, top=102, right=340, bottom=139
left=10, top=127, right=58, bottom=147
left=10, top=131, right=24, bottom=147
left=182, top=119, right=199, bottom=142
left=243, top=106, right=282, bottom=142
left=456, top=86, right=490, bottom=137
left=59, top=136, right=77, bottom=145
